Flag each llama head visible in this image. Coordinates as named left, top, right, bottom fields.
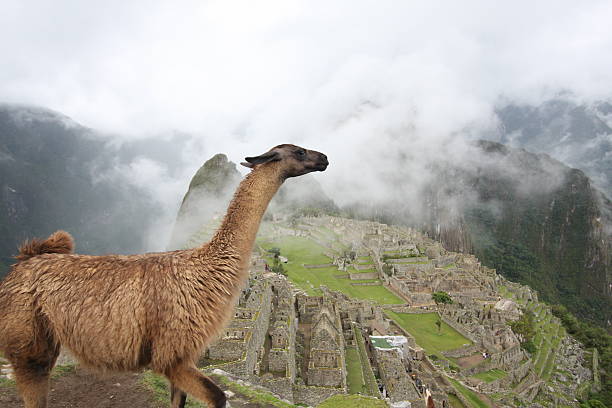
left=241, top=144, right=328, bottom=179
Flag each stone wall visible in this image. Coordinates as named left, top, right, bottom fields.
left=385, top=256, right=429, bottom=264
left=375, top=348, right=420, bottom=403
left=293, top=385, right=344, bottom=406
left=209, top=334, right=251, bottom=362
left=308, top=367, right=344, bottom=388
left=259, top=377, right=294, bottom=402
left=442, top=344, right=480, bottom=359
left=304, top=263, right=335, bottom=268
left=349, top=272, right=378, bottom=280
left=208, top=274, right=273, bottom=377
left=351, top=281, right=382, bottom=286
left=440, top=315, right=477, bottom=344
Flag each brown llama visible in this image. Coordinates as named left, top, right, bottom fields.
left=0, top=144, right=328, bottom=408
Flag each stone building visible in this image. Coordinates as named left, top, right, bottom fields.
left=206, top=260, right=273, bottom=377
left=305, top=300, right=346, bottom=388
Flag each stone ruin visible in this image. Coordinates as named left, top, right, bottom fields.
left=196, top=215, right=593, bottom=407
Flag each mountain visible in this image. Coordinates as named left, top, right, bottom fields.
left=426, top=141, right=612, bottom=327
left=0, top=105, right=163, bottom=276
left=168, top=153, right=242, bottom=249
left=323, top=138, right=611, bottom=327
left=169, top=153, right=338, bottom=249
left=493, top=97, right=612, bottom=196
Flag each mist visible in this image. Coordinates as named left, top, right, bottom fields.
left=2, top=0, right=612, bottom=249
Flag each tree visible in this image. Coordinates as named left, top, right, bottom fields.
left=435, top=318, right=442, bottom=334
left=431, top=291, right=453, bottom=305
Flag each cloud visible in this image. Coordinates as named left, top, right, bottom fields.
left=1, top=0, right=611, bottom=246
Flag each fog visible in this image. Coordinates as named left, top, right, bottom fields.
left=2, top=0, right=611, bottom=249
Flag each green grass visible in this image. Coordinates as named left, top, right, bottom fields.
left=448, top=393, right=468, bottom=408
left=51, top=364, right=76, bottom=379
left=386, top=311, right=472, bottom=360
left=0, top=376, right=14, bottom=387
left=142, top=371, right=205, bottom=407
left=318, top=394, right=388, bottom=408
left=472, top=369, right=507, bottom=383
left=142, top=371, right=294, bottom=408
left=447, top=377, right=490, bottom=408
left=213, top=374, right=294, bottom=408
left=261, top=236, right=403, bottom=304
left=353, top=324, right=379, bottom=396
left=345, top=347, right=366, bottom=394
left=348, top=268, right=377, bottom=274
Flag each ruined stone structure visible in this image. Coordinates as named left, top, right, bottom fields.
left=195, top=216, right=592, bottom=407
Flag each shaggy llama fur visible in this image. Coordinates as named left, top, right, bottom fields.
left=0, top=144, right=328, bottom=408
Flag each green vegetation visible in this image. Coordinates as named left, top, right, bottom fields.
left=260, top=236, right=403, bottom=304
left=448, top=393, right=468, bottom=408
left=382, top=253, right=416, bottom=260
left=267, top=247, right=287, bottom=275
left=213, top=374, right=294, bottom=408
left=482, top=240, right=539, bottom=285
left=142, top=371, right=205, bottom=407
left=447, top=377, right=490, bottom=408
left=352, top=324, right=379, bottom=396
left=345, top=347, right=366, bottom=394
left=0, top=375, right=14, bottom=387
left=552, top=304, right=612, bottom=407
left=51, top=364, right=76, bottom=379
left=318, top=394, right=387, bottom=408
left=508, top=308, right=537, bottom=353
left=142, top=371, right=295, bottom=408
left=432, top=291, right=453, bottom=305
left=386, top=311, right=471, bottom=360
left=370, top=337, right=394, bottom=349
left=472, top=369, right=507, bottom=383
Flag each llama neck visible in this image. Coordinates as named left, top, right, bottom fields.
left=204, top=164, right=283, bottom=267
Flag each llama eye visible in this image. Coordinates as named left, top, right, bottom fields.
left=297, top=150, right=305, bottom=156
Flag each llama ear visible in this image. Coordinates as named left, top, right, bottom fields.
left=243, top=151, right=280, bottom=166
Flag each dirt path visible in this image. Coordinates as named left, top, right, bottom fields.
left=1, top=369, right=159, bottom=408
left=0, top=369, right=278, bottom=408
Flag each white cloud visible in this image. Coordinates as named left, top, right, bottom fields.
left=1, top=0, right=611, bottom=239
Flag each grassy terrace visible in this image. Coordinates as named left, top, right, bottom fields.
left=499, top=285, right=566, bottom=384
left=472, top=369, right=507, bottom=383
left=448, top=393, right=468, bottom=408
left=385, top=311, right=472, bottom=361
left=260, top=236, right=403, bottom=304
left=447, top=377, right=490, bottom=408
left=348, top=266, right=378, bottom=274
left=353, top=324, right=379, bottom=396
left=319, top=394, right=388, bottom=408
left=346, top=347, right=367, bottom=394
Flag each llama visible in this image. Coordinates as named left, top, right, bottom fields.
left=0, top=144, right=328, bottom=408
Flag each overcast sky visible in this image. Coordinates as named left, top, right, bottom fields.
left=2, top=1, right=611, bottom=138
left=2, top=1, right=612, bottom=241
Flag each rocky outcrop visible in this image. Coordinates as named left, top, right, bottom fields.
left=168, top=153, right=241, bottom=249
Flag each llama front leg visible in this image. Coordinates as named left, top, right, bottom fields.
left=171, top=382, right=187, bottom=408
left=167, top=365, right=227, bottom=408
